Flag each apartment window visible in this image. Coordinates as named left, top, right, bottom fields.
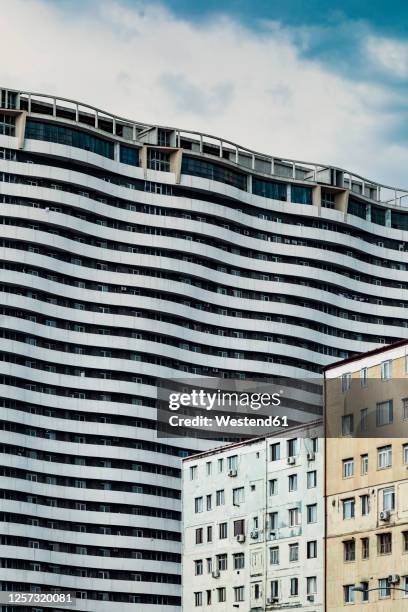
left=270, top=442, right=280, bottom=461
left=206, top=461, right=212, bottom=476
left=343, top=458, right=354, bottom=478
left=233, top=519, right=245, bottom=536
left=378, top=445, right=392, bottom=469
left=148, top=149, right=170, bottom=172
left=289, top=507, right=300, bottom=527
left=361, top=581, right=369, bottom=602
left=234, top=586, right=244, bottom=602
left=341, top=372, right=352, bottom=392
left=383, top=487, right=395, bottom=511
left=219, top=522, right=227, bottom=539
left=206, top=494, right=212, bottom=511
left=307, top=577, right=317, bottom=595
left=0, top=113, right=15, bottom=136
left=361, top=454, right=368, bottom=475
left=218, top=458, right=223, bottom=472
left=287, top=438, right=298, bottom=457
left=404, top=444, right=408, bottom=465
left=307, top=470, right=317, bottom=488
left=378, top=578, right=390, bottom=598
left=288, top=474, right=298, bottom=491
left=344, top=540, right=355, bottom=562
left=342, top=414, right=354, bottom=436
left=233, top=487, right=244, bottom=505
left=216, top=553, right=227, bottom=571
left=403, top=531, right=408, bottom=552
left=194, top=497, right=203, bottom=513
left=227, top=455, right=238, bottom=471
left=190, top=465, right=197, bottom=480
left=404, top=576, right=408, bottom=597
left=376, top=400, right=393, bottom=426
left=195, top=560, right=203, bottom=575
left=289, top=542, right=299, bottom=562
left=311, top=437, right=318, bottom=452
left=361, top=537, right=369, bottom=559
left=269, top=512, right=278, bottom=530
left=378, top=532, right=392, bottom=555
left=307, top=540, right=317, bottom=559
left=269, top=479, right=278, bottom=495
left=207, top=526, right=213, bottom=542
left=361, top=494, right=370, bottom=516
left=403, top=398, right=408, bottom=420
left=344, top=585, right=355, bottom=603
left=360, top=408, right=368, bottom=432
left=360, top=367, right=368, bottom=387
left=195, top=528, right=203, bottom=544
left=380, top=360, right=392, bottom=380
left=216, top=489, right=225, bottom=506
left=290, top=577, right=299, bottom=596
left=194, top=592, right=202, bottom=607
left=206, top=558, right=212, bottom=573
left=206, top=590, right=212, bottom=606
left=307, top=504, right=317, bottom=523
left=270, top=547, right=279, bottom=565
left=270, top=580, right=279, bottom=598
left=343, top=498, right=355, bottom=519
left=217, top=587, right=226, bottom=603
left=233, top=552, right=245, bottom=569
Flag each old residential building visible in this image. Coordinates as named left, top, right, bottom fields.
left=182, top=422, right=323, bottom=611
left=325, top=340, right=408, bottom=610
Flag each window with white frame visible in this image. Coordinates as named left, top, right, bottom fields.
left=307, top=540, right=317, bottom=559
left=382, top=486, right=395, bottom=511
left=194, top=560, right=203, bottom=575
left=270, top=580, right=279, bottom=598
left=233, top=553, right=245, bottom=570
left=343, top=458, right=354, bottom=478
left=219, top=522, right=227, bottom=539
left=270, top=547, right=279, bottom=565
left=403, top=398, right=408, bottom=420
left=380, top=360, right=392, bottom=380
left=233, top=586, right=244, bottom=602
left=341, top=372, right=352, bottom=392
left=270, top=442, right=280, bottom=461
left=289, top=507, right=300, bottom=527
left=404, top=444, right=408, bottom=465
left=342, top=414, right=354, bottom=436
left=307, top=504, right=317, bottom=523
left=216, top=553, right=227, bottom=571
left=343, top=498, right=355, bottom=519
left=233, top=487, right=244, bottom=505
left=206, top=494, right=212, bottom=511
left=194, top=592, right=202, bottom=606
left=378, top=445, right=392, bottom=469
left=190, top=465, right=197, bottom=480
left=343, top=584, right=355, bottom=603
left=378, top=578, right=390, bottom=598
left=206, top=461, right=212, bottom=475
left=287, top=438, right=298, bottom=457
left=269, top=512, right=278, bottom=530
left=360, top=408, right=368, bottom=432
left=361, top=494, right=370, bottom=516
left=360, top=367, right=368, bottom=387
left=361, top=453, right=368, bottom=475
left=227, top=455, right=238, bottom=471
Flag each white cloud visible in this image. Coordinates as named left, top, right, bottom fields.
left=365, top=35, right=408, bottom=79
left=0, top=0, right=406, bottom=187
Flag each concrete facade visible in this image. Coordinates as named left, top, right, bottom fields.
left=182, top=422, right=324, bottom=611
left=325, top=341, right=408, bottom=610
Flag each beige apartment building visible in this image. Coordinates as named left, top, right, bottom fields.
left=324, top=340, right=408, bottom=610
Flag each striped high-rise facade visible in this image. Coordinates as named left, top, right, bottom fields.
left=0, top=87, right=408, bottom=611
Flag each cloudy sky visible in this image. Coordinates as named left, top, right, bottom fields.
left=2, top=0, right=408, bottom=186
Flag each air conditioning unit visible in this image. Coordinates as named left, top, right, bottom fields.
left=307, top=595, right=315, bottom=602
left=211, top=570, right=220, bottom=579
left=267, top=597, right=279, bottom=604
left=269, top=531, right=276, bottom=539
left=250, top=530, right=259, bottom=539
left=228, top=469, right=238, bottom=477
left=307, top=452, right=315, bottom=461
left=388, top=574, right=400, bottom=584
left=379, top=510, right=391, bottom=521
left=237, top=534, right=246, bottom=543
left=287, top=456, right=296, bottom=465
